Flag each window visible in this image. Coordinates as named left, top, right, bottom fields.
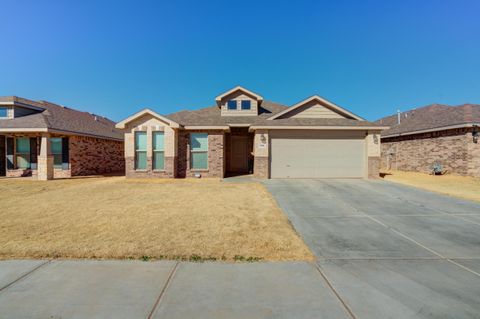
left=152, top=132, right=165, bottom=170
left=0, top=107, right=8, bottom=118
left=135, top=132, right=147, bottom=170
left=50, top=138, right=63, bottom=169
left=241, top=100, right=251, bottom=110
left=16, top=137, right=30, bottom=169
left=227, top=100, right=237, bottom=110
left=190, top=133, right=208, bottom=170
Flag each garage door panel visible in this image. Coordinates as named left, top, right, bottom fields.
left=270, top=131, right=365, bottom=178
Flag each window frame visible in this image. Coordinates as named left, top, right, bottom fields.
left=0, top=107, right=8, bottom=118
left=50, top=138, right=63, bottom=169
left=227, top=100, right=237, bottom=110
left=134, top=131, right=147, bottom=170
left=190, top=133, right=209, bottom=170
left=241, top=100, right=251, bottom=110
left=15, top=137, right=31, bottom=169
left=152, top=131, right=165, bottom=171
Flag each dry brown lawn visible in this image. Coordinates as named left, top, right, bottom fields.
left=0, top=177, right=313, bottom=261
left=381, top=170, right=480, bottom=202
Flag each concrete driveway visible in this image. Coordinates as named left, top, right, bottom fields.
left=265, top=179, right=480, bottom=319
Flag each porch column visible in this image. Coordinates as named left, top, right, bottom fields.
left=37, top=134, right=53, bottom=180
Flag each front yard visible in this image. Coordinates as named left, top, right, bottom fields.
left=381, top=170, right=480, bottom=202
left=0, top=177, right=313, bottom=261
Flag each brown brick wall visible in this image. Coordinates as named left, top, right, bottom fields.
left=70, top=136, right=124, bottom=176
left=381, top=128, right=479, bottom=177
left=254, top=156, right=269, bottom=178
left=177, top=130, right=225, bottom=178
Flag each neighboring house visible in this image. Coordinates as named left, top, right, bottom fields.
left=0, top=96, right=125, bottom=180
left=376, top=104, right=480, bottom=177
left=116, top=86, right=387, bottom=179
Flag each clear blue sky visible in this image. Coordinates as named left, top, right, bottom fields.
left=1, top=0, right=479, bottom=121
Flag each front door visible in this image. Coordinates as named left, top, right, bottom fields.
left=230, top=136, right=248, bottom=173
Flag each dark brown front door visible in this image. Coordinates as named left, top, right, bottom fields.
left=230, top=136, right=248, bottom=173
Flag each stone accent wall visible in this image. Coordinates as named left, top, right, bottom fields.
left=177, top=130, right=225, bottom=178
left=70, top=136, right=124, bottom=176
left=381, top=128, right=479, bottom=177
left=254, top=157, right=269, bottom=178
left=368, top=156, right=380, bottom=178
left=4, top=169, right=64, bottom=178
left=125, top=156, right=176, bottom=178
left=6, top=169, right=32, bottom=177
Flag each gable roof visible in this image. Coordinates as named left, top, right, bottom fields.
left=268, top=95, right=364, bottom=121
left=116, top=108, right=180, bottom=129
left=376, top=104, right=480, bottom=137
left=167, top=101, right=287, bottom=127
left=0, top=96, right=123, bottom=140
left=166, top=100, right=384, bottom=129
left=215, top=86, right=263, bottom=105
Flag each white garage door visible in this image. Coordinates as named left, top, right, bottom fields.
left=270, top=130, right=366, bottom=178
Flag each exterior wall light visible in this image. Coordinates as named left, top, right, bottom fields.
left=473, top=125, right=478, bottom=144
left=260, top=134, right=267, bottom=144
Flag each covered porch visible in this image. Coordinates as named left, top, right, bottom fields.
left=0, top=132, right=70, bottom=180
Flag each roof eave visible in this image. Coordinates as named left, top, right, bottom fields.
left=381, top=123, right=478, bottom=138
left=116, top=108, right=181, bottom=129
left=0, top=127, right=123, bottom=141
left=215, top=86, right=264, bottom=104
left=249, top=125, right=389, bottom=132
left=267, top=95, right=365, bottom=121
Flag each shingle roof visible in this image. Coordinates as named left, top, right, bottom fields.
left=167, top=100, right=382, bottom=128
left=376, top=104, right=480, bottom=136
left=0, top=96, right=123, bottom=140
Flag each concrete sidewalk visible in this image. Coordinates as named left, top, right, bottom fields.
left=0, top=260, right=351, bottom=319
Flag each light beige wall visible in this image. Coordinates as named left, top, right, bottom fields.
left=253, top=129, right=269, bottom=157
left=281, top=100, right=345, bottom=119
left=366, top=130, right=381, bottom=157
left=123, top=114, right=177, bottom=158
left=220, top=91, right=258, bottom=116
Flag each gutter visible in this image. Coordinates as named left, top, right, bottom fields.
left=183, top=126, right=230, bottom=131
left=381, top=123, right=478, bottom=138
left=249, top=125, right=389, bottom=132
left=0, top=127, right=123, bottom=142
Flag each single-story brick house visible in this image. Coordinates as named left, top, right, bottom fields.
left=116, top=86, right=387, bottom=179
left=0, top=96, right=125, bottom=180
left=376, top=104, right=480, bottom=177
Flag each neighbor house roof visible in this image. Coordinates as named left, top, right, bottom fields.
left=376, top=104, right=480, bottom=137
left=0, top=96, right=123, bottom=140
left=167, top=100, right=384, bottom=129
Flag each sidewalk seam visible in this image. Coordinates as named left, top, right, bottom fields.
left=0, top=260, right=51, bottom=293
left=147, top=261, right=179, bottom=319
left=314, top=263, right=357, bottom=319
